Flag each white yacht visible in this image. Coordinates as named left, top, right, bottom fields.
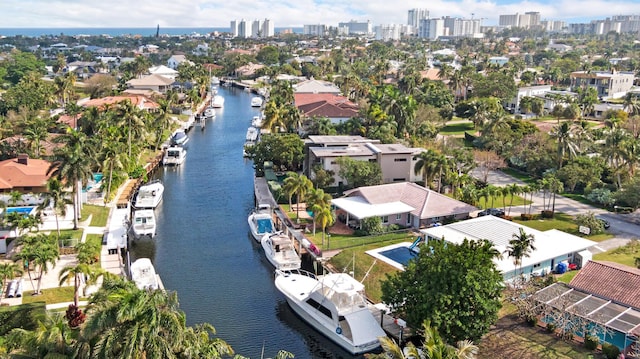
left=251, top=116, right=263, bottom=128
left=162, top=146, right=187, bottom=166
left=246, top=126, right=259, bottom=142
left=170, top=130, right=189, bottom=146
left=250, top=96, right=263, bottom=107
left=261, top=232, right=301, bottom=270
left=274, top=270, right=385, bottom=355
left=133, top=180, right=164, bottom=209
left=248, top=204, right=275, bottom=241
left=212, top=95, right=224, bottom=108
left=131, top=209, right=156, bottom=239
left=130, top=258, right=159, bottom=290
left=204, top=107, right=216, bottom=119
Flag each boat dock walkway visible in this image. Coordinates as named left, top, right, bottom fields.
left=253, top=176, right=277, bottom=208
left=368, top=304, right=414, bottom=343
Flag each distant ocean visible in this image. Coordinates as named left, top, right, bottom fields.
left=0, top=27, right=303, bottom=37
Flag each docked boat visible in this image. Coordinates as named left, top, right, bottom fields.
left=204, top=107, right=216, bottom=119
left=131, top=209, right=156, bottom=239
left=246, top=126, right=259, bottom=142
left=211, top=76, right=220, bottom=86
left=261, top=232, right=301, bottom=270
left=274, top=270, right=385, bottom=355
left=162, top=146, right=187, bottom=166
left=251, top=116, right=263, bottom=128
left=170, top=130, right=189, bottom=146
left=212, top=95, right=225, bottom=108
left=250, top=96, right=263, bottom=107
left=130, top=258, right=159, bottom=290
left=243, top=141, right=254, bottom=157
left=133, top=179, right=164, bottom=209
left=248, top=204, right=275, bottom=241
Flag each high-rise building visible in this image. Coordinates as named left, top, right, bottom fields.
left=337, top=20, right=372, bottom=35
left=238, top=19, right=248, bottom=38
left=262, top=18, right=274, bottom=37
left=230, top=20, right=239, bottom=37
left=374, top=24, right=401, bottom=41
left=442, top=16, right=482, bottom=37
left=499, top=14, right=519, bottom=27
left=499, top=12, right=541, bottom=29
left=303, top=24, right=328, bottom=36
left=251, top=19, right=263, bottom=37
left=418, top=18, right=444, bottom=40
left=408, top=8, right=429, bottom=27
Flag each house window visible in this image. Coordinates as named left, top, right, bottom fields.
left=396, top=214, right=401, bottom=221
left=382, top=216, right=389, bottom=223
left=393, top=178, right=405, bottom=182
left=330, top=161, right=337, bottom=165
left=407, top=214, right=412, bottom=224
left=394, top=158, right=407, bottom=162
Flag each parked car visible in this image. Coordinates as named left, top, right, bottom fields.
left=477, top=208, right=505, bottom=217
left=598, top=218, right=610, bottom=229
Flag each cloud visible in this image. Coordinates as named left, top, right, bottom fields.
left=0, top=0, right=639, bottom=28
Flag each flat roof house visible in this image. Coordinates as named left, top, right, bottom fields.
left=570, top=70, right=635, bottom=99
left=421, top=216, right=597, bottom=281
left=332, top=182, right=477, bottom=229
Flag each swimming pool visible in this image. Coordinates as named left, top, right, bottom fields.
left=2, top=206, right=36, bottom=216
left=366, top=242, right=418, bottom=270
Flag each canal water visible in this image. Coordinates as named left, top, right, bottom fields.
left=130, top=87, right=358, bottom=358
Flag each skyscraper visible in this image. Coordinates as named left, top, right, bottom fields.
left=408, top=8, right=429, bottom=27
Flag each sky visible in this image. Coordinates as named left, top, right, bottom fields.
left=0, top=0, right=639, bottom=28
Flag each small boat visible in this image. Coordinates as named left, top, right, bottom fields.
left=211, top=76, right=220, bottom=86
left=133, top=179, right=164, bottom=209
left=251, top=116, right=263, bottom=128
left=170, top=130, right=189, bottom=146
left=163, top=146, right=187, bottom=166
left=248, top=204, right=275, bottom=241
left=261, top=232, right=301, bottom=270
left=246, top=126, right=259, bottom=142
left=251, top=96, right=263, bottom=107
left=211, top=95, right=224, bottom=108
left=274, top=270, right=385, bottom=355
left=130, top=258, right=159, bottom=290
left=243, top=141, right=254, bottom=157
left=204, top=107, right=216, bottom=119
left=131, top=209, right=156, bottom=239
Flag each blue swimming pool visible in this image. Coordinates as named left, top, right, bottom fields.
left=3, top=206, right=36, bottom=215
left=379, top=246, right=418, bottom=267
left=93, top=173, right=104, bottom=183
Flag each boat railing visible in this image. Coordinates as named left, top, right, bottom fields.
left=275, top=268, right=317, bottom=280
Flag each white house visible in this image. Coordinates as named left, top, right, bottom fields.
left=421, top=216, right=597, bottom=281
left=148, top=65, right=179, bottom=80
left=506, top=85, right=552, bottom=114
left=167, top=55, right=192, bottom=70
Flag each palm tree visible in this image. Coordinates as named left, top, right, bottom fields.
left=0, top=261, right=22, bottom=305
left=414, top=149, right=445, bottom=189
left=6, top=312, right=75, bottom=358
left=32, top=234, right=60, bottom=295
left=507, top=184, right=521, bottom=216
left=282, top=172, right=312, bottom=223
left=49, top=128, right=96, bottom=229
left=306, top=188, right=332, bottom=235
left=504, top=228, right=536, bottom=281
left=59, top=263, right=103, bottom=308
left=315, top=206, right=334, bottom=247
left=550, top=121, right=580, bottom=169
left=38, top=178, right=72, bottom=239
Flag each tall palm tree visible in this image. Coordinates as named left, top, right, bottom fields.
left=507, top=184, right=521, bottom=216
left=6, top=312, right=75, bottom=358
left=283, top=172, right=312, bottom=222
left=49, top=128, right=96, bottom=229
left=306, top=188, right=332, bottom=235
left=315, top=206, right=334, bottom=247
left=550, top=121, right=579, bottom=169
left=504, top=228, right=536, bottom=280
left=38, top=178, right=72, bottom=239
left=414, top=149, right=445, bottom=190
left=59, top=263, right=103, bottom=308
left=0, top=261, right=22, bottom=305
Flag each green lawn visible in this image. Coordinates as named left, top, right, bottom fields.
left=593, top=241, right=640, bottom=267
left=21, top=286, right=79, bottom=305
left=513, top=212, right=613, bottom=242
left=439, top=121, right=475, bottom=136
left=81, top=204, right=110, bottom=227
left=556, top=270, right=579, bottom=283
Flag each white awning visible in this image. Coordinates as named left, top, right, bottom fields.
left=332, top=196, right=415, bottom=219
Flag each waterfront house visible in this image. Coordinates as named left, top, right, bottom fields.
left=293, top=79, right=341, bottom=94
left=148, top=65, right=178, bottom=80
left=421, top=215, right=596, bottom=281
left=294, top=93, right=359, bottom=124
left=531, top=261, right=640, bottom=353
left=332, top=182, right=477, bottom=229
left=304, top=135, right=424, bottom=186
left=82, top=94, right=159, bottom=111
left=167, top=54, right=192, bottom=70
left=570, top=70, right=635, bottom=99
left=0, top=155, right=52, bottom=195
left=125, top=75, right=175, bottom=94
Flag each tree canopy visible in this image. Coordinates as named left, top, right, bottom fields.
left=381, top=238, right=503, bottom=343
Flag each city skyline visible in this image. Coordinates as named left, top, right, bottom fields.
left=0, top=0, right=639, bottom=29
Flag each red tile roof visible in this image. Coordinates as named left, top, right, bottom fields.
left=570, top=260, right=640, bottom=309
left=82, top=95, right=159, bottom=110
left=0, top=156, right=53, bottom=190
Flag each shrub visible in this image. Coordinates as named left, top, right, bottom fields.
left=584, top=335, right=598, bottom=350
left=361, top=217, right=384, bottom=236
left=545, top=323, right=556, bottom=333
left=601, top=343, right=620, bottom=359
left=575, top=212, right=604, bottom=235
left=541, top=210, right=554, bottom=218
left=520, top=213, right=534, bottom=220
left=128, top=165, right=146, bottom=179
left=525, top=316, right=537, bottom=327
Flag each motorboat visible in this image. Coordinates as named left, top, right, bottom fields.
left=133, top=179, right=164, bottom=209
left=204, top=107, right=216, bottom=119
left=274, top=270, right=385, bottom=355
left=131, top=209, right=156, bottom=239
left=251, top=96, right=263, bottom=107
left=261, top=232, right=301, bottom=270
left=162, top=146, right=187, bottom=166
left=246, top=126, right=259, bottom=142
left=211, top=76, right=220, bottom=86
left=251, top=116, right=263, bottom=128
left=248, top=204, right=275, bottom=241
left=170, top=130, right=189, bottom=146
left=211, top=95, right=224, bottom=108
left=243, top=141, right=254, bottom=157
left=130, top=258, right=159, bottom=290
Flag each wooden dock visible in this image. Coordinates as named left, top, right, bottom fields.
left=368, top=305, right=414, bottom=344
